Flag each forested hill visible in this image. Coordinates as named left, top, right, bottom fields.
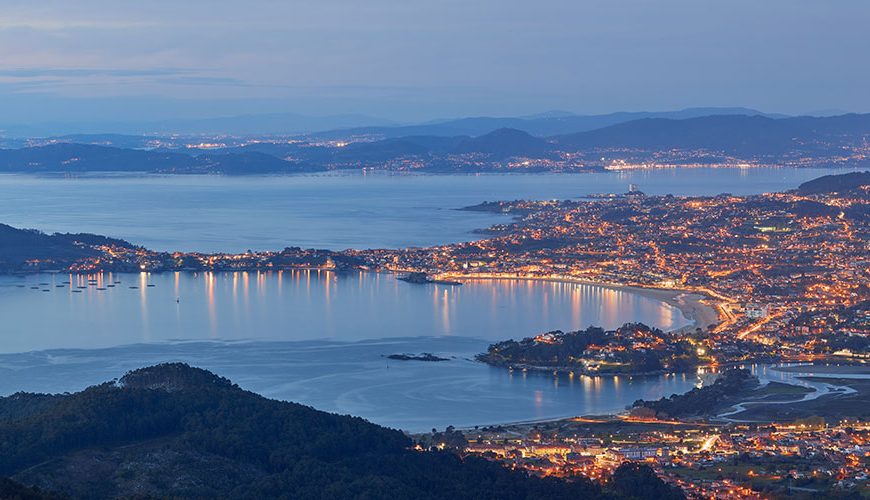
left=2, top=113, right=868, bottom=174
left=554, top=113, right=870, bottom=156
left=0, top=477, right=60, bottom=500
left=0, top=224, right=136, bottom=272
left=0, top=363, right=681, bottom=499
left=797, top=170, right=870, bottom=194
left=0, top=144, right=322, bottom=174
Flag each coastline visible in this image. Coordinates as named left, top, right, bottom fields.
left=2, top=267, right=720, bottom=335
left=771, top=363, right=870, bottom=375
left=13, top=268, right=719, bottom=334
left=438, top=273, right=721, bottom=333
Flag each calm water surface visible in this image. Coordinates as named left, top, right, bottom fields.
left=0, top=271, right=689, bottom=353
left=0, top=168, right=854, bottom=429
left=0, top=168, right=856, bottom=252
left=0, top=338, right=822, bottom=431
left=0, top=270, right=697, bottom=430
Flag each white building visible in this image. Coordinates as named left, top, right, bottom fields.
left=745, top=303, right=769, bottom=319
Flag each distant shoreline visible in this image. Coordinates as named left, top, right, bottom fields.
left=772, top=363, right=870, bottom=375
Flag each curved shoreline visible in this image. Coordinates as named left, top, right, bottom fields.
left=437, top=273, right=721, bottom=333
left=770, top=363, right=870, bottom=375
left=716, top=376, right=858, bottom=421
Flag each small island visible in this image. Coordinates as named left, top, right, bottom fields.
left=477, top=323, right=706, bottom=375
left=386, top=353, right=449, bottom=362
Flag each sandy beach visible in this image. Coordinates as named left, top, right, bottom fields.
left=442, top=273, right=722, bottom=333
left=561, top=283, right=719, bottom=333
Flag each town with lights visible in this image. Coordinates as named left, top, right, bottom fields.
left=3, top=171, right=868, bottom=498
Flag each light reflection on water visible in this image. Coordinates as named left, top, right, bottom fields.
left=0, top=271, right=691, bottom=354
left=0, top=336, right=811, bottom=432
left=0, top=337, right=711, bottom=431
left=0, top=269, right=712, bottom=430
left=0, top=169, right=859, bottom=428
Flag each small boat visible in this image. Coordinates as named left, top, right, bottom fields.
left=55, top=285, right=66, bottom=288
left=146, top=284, right=156, bottom=288
left=129, top=286, right=139, bottom=289
left=96, top=287, right=107, bottom=291
left=72, top=290, right=82, bottom=293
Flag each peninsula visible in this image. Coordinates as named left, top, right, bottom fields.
left=3, top=172, right=865, bottom=371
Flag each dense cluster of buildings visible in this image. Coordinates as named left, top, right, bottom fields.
left=455, top=419, right=870, bottom=498
left=368, top=185, right=870, bottom=363
left=22, top=175, right=869, bottom=498
left=46, top=179, right=870, bottom=367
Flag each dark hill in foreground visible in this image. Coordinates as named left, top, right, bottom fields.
left=0, top=477, right=60, bottom=500
left=0, top=363, right=680, bottom=499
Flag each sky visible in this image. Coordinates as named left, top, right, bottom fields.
left=1, top=0, right=868, bottom=125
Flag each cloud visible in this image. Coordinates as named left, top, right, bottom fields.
left=0, top=68, right=187, bottom=78
left=0, top=19, right=156, bottom=31
left=154, top=75, right=249, bottom=87
left=0, top=68, right=249, bottom=95
left=0, top=0, right=867, bottom=121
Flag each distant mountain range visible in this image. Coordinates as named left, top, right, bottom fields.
left=1, top=107, right=781, bottom=139
left=310, top=107, right=785, bottom=140
left=556, top=113, right=870, bottom=156
left=0, top=113, right=398, bottom=138
left=0, top=144, right=322, bottom=174
left=451, top=128, right=553, bottom=159
left=143, top=112, right=399, bottom=135
left=0, top=112, right=867, bottom=174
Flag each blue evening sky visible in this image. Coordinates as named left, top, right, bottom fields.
left=0, top=0, right=867, bottom=123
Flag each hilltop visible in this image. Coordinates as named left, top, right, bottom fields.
left=451, top=128, right=553, bottom=160
left=0, top=363, right=677, bottom=499
left=0, top=144, right=322, bottom=174
left=309, top=107, right=782, bottom=140
left=554, top=113, right=870, bottom=156
left=1, top=112, right=868, bottom=174
left=797, top=170, right=870, bottom=194
left=0, top=224, right=137, bottom=273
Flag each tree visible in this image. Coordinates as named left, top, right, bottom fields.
left=607, top=462, right=685, bottom=500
